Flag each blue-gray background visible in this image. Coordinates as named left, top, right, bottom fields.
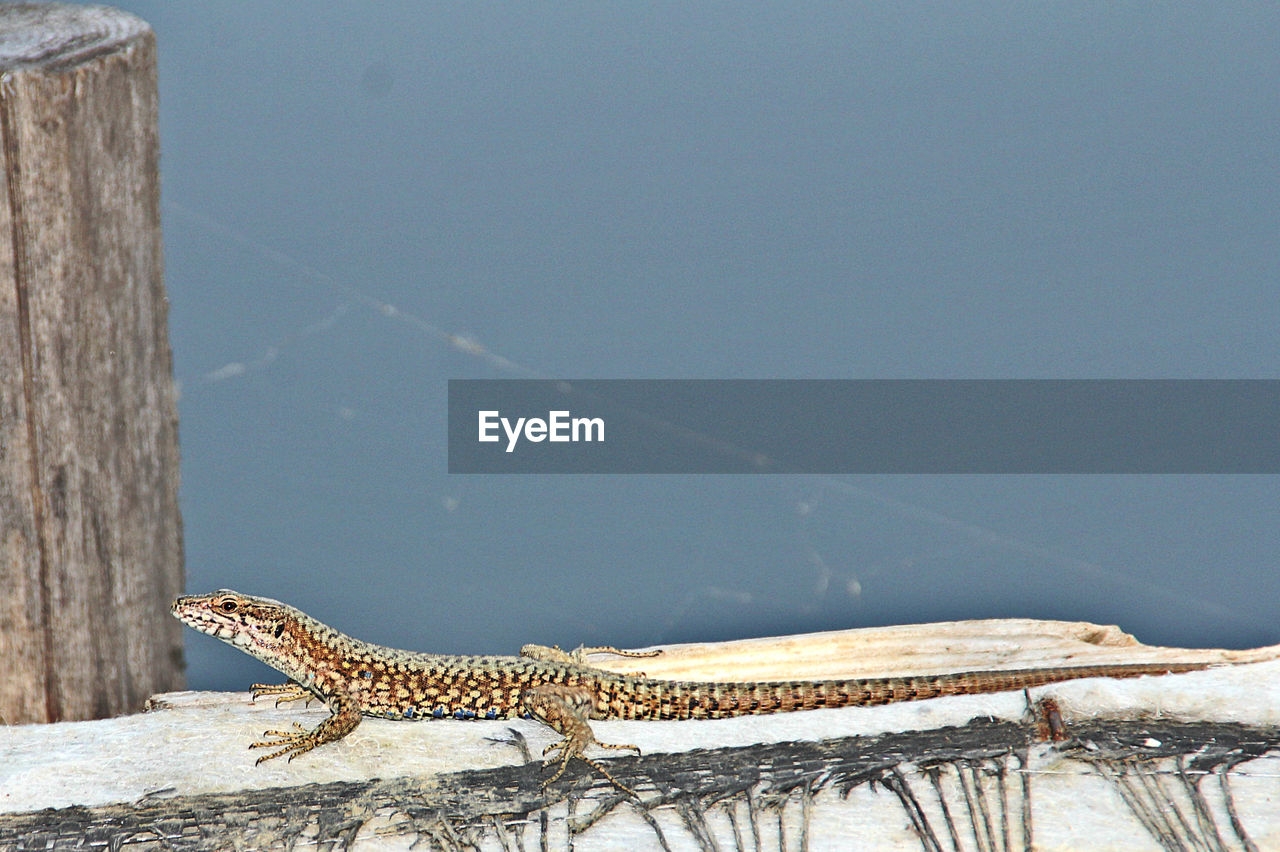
left=116, top=3, right=1279, bottom=690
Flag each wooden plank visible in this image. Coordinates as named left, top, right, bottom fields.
left=6, top=718, right=1279, bottom=851
left=0, top=4, right=182, bottom=724
left=3, top=622, right=1279, bottom=848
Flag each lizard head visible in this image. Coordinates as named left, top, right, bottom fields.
left=172, top=589, right=299, bottom=665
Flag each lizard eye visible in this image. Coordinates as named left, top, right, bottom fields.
left=218, top=598, right=239, bottom=613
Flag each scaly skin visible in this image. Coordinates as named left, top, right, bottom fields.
left=172, top=589, right=1213, bottom=796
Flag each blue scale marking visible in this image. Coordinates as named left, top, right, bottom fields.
left=423, top=706, right=503, bottom=719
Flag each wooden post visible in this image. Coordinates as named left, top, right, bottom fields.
left=0, top=5, right=182, bottom=723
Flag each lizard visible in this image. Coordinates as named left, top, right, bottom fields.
left=172, top=589, right=1216, bottom=795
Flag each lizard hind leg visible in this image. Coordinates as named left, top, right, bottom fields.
left=522, top=684, right=641, bottom=796
left=520, top=643, right=661, bottom=668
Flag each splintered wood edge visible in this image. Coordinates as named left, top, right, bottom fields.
left=574, top=618, right=1280, bottom=681
left=0, top=4, right=149, bottom=71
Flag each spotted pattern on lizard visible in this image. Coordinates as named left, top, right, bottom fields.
left=172, top=590, right=1215, bottom=796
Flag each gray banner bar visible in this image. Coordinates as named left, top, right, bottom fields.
left=447, top=380, right=1280, bottom=473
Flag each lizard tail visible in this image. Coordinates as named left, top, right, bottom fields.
left=625, top=661, right=1210, bottom=721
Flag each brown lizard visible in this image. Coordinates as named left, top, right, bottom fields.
left=172, top=589, right=1214, bottom=795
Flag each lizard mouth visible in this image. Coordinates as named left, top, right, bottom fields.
left=171, top=596, right=237, bottom=639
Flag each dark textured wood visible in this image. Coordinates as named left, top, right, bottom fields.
left=0, top=4, right=182, bottom=724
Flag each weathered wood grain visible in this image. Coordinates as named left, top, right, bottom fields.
left=0, top=4, right=182, bottom=724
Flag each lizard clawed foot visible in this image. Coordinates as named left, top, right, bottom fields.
left=541, top=735, right=641, bottom=797
left=250, top=722, right=320, bottom=764
left=570, top=646, right=662, bottom=678
left=574, top=645, right=662, bottom=660
left=520, top=643, right=662, bottom=671
left=250, top=682, right=314, bottom=708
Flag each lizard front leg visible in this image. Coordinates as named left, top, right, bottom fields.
left=522, top=684, right=641, bottom=796
left=249, top=692, right=362, bottom=764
